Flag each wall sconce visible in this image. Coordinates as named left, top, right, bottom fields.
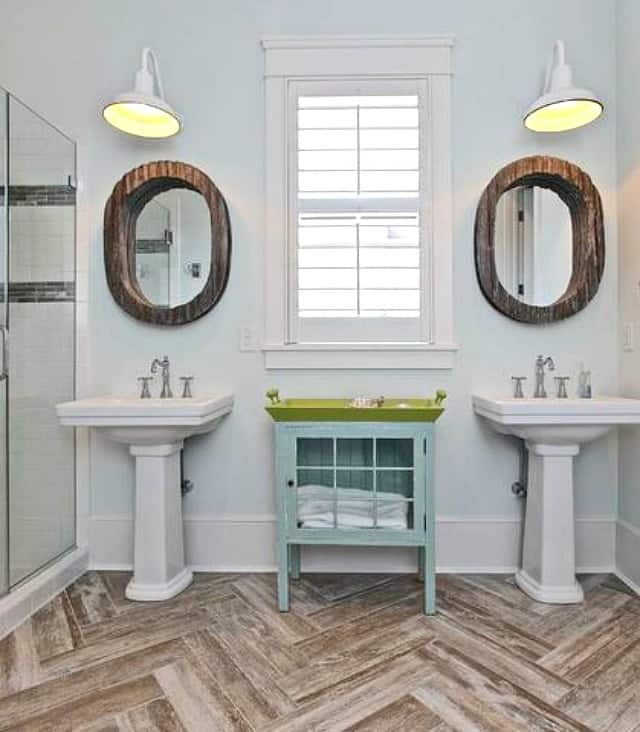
left=524, top=40, right=603, bottom=133
left=103, top=47, right=182, bottom=138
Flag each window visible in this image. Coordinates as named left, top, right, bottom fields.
left=294, top=87, right=422, bottom=343
left=263, top=37, right=455, bottom=368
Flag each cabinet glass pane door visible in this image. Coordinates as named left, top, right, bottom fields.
left=295, top=436, right=415, bottom=530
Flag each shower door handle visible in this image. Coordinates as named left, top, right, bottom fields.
left=0, top=326, right=8, bottom=380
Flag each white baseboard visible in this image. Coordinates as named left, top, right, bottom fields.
left=616, top=520, right=640, bottom=593
left=88, top=514, right=616, bottom=575
left=0, top=546, right=89, bottom=639
left=615, top=568, right=640, bottom=595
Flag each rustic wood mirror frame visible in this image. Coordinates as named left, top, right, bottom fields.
left=474, top=155, right=604, bottom=324
left=104, top=161, right=231, bottom=325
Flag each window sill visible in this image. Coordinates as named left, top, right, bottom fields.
left=262, top=343, right=458, bottom=370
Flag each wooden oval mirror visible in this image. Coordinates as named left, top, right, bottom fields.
left=104, top=161, right=231, bottom=325
left=474, top=156, right=604, bottom=324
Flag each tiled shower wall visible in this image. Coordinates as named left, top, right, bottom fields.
left=10, top=203, right=75, bottom=285
left=5, top=97, right=76, bottom=587
left=8, top=303, right=75, bottom=585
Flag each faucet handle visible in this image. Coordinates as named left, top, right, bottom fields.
left=138, top=376, right=153, bottom=399
left=180, top=376, right=194, bottom=398
left=511, top=376, right=527, bottom=398
left=554, top=376, right=570, bottom=399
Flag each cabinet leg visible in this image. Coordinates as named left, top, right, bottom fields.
left=278, top=539, right=289, bottom=612
left=418, top=546, right=425, bottom=582
left=289, top=544, right=301, bottom=580
left=424, top=543, right=436, bottom=616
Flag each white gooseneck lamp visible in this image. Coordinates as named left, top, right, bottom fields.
left=524, top=40, right=603, bottom=133
left=103, top=47, right=182, bottom=138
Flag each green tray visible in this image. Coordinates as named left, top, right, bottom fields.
left=265, top=392, right=446, bottom=423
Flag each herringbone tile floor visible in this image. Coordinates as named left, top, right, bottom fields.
left=0, top=571, right=638, bottom=730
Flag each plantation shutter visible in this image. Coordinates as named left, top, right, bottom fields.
left=291, top=85, right=425, bottom=343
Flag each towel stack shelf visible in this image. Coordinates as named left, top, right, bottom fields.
left=266, top=394, right=446, bottom=616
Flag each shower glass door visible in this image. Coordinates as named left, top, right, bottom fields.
left=7, top=95, right=76, bottom=587
left=0, top=90, right=8, bottom=596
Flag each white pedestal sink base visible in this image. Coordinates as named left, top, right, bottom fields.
left=56, top=394, right=234, bottom=603
left=515, top=569, right=583, bottom=604
left=519, top=442, right=584, bottom=604
left=472, top=395, right=640, bottom=606
left=126, top=441, right=193, bottom=602
left=126, top=567, right=193, bottom=602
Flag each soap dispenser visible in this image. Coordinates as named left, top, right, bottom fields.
left=578, top=364, right=592, bottom=398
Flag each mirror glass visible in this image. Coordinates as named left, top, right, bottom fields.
left=134, top=189, right=211, bottom=307
left=494, top=186, right=572, bottom=307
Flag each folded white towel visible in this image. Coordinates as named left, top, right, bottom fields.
left=297, top=484, right=408, bottom=530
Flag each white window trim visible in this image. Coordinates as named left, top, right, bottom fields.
left=262, top=36, right=457, bottom=370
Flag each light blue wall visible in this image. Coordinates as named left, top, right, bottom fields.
left=617, top=0, right=640, bottom=533
left=0, top=0, right=620, bottom=566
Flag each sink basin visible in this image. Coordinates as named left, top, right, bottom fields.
left=472, top=394, right=640, bottom=605
left=472, top=395, right=640, bottom=445
left=56, top=394, right=234, bottom=445
left=473, top=395, right=640, bottom=445
left=57, top=394, right=234, bottom=602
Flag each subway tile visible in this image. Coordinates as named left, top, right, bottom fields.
left=0, top=281, right=75, bottom=302
left=0, top=185, right=76, bottom=207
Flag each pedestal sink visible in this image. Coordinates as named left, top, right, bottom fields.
left=56, top=395, right=234, bottom=601
left=472, top=396, right=640, bottom=604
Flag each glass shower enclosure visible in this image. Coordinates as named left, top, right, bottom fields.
left=0, top=88, right=76, bottom=596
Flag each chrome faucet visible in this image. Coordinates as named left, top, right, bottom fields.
left=150, top=356, right=173, bottom=398
left=534, top=355, right=555, bottom=398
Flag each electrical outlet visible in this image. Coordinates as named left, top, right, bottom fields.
left=239, top=326, right=259, bottom=352
left=624, top=323, right=635, bottom=352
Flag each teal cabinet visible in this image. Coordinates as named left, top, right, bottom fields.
left=272, top=421, right=437, bottom=615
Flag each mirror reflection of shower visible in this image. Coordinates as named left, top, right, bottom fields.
left=135, top=198, right=172, bottom=304
left=135, top=189, right=210, bottom=307
left=494, top=186, right=572, bottom=307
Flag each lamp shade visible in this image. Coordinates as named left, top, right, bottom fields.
left=524, top=41, right=603, bottom=132
left=103, top=48, right=182, bottom=138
